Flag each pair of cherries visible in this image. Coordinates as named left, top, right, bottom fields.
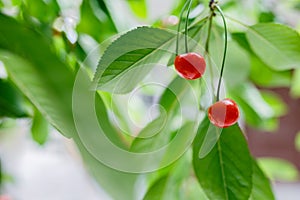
left=174, top=53, right=239, bottom=128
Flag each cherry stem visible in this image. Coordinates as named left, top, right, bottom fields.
left=205, top=15, right=213, bottom=53
left=215, top=5, right=228, bottom=102
left=205, top=1, right=216, bottom=102
left=184, top=0, right=193, bottom=53
left=176, top=0, right=190, bottom=56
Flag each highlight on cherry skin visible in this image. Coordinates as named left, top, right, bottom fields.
left=208, top=98, right=240, bottom=128
left=174, top=52, right=206, bottom=80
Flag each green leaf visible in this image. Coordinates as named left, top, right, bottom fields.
left=94, top=0, right=112, bottom=17
left=143, top=154, right=190, bottom=200
left=0, top=14, right=75, bottom=138
left=143, top=176, right=172, bottom=200
left=291, top=69, right=300, bottom=98
left=246, top=23, right=300, bottom=70
left=230, top=83, right=274, bottom=119
left=224, top=41, right=250, bottom=88
left=99, top=91, right=134, bottom=139
left=250, top=159, right=275, bottom=200
left=74, top=135, right=138, bottom=200
left=295, top=2, right=300, bottom=10
left=249, top=55, right=292, bottom=87
left=93, top=27, right=176, bottom=94
left=74, top=63, right=197, bottom=173
left=258, top=158, right=299, bottom=181
left=0, top=171, right=14, bottom=184
left=0, top=51, right=74, bottom=138
left=127, top=0, right=147, bottom=19
left=31, top=108, right=49, bottom=145
left=130, top=77, right=191, bottom=152
left=0, top=79, right=28, bottom=118
left=231, top=32, right=252, bottom=51
left=0, top=13, right=123, bottom=142
left=0, top=14, right=138, bottom=199
left=261, top=91, right=287, bottom=117
left=295, top=131, right=300, bottom=152
left=133, top=112, right=168, bottom=139
left=0, top=164, right=15, bottom=187
left=258, top=12, right=275, bottom=23
left=11, top=0, right=21, bottom=6
left=209, top=30, right=250, bottom=89
left=229, top=83, right=278, bottom=131
left=24, top=0, right=59, bottom=22
left=158, top=77, right=189, bottom=113
left=77, top=0, right=116, bottom=42
left=131, top=121, right=195, bottom=159
left=181, top=177, right=209, bottom=200
left=193, top=117, right=253, bottom=200
left=232, top=32, right=292, bottom=87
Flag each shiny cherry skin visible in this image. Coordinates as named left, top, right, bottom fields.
left=174, top=52, right=206, bottom=80
left=208, top=98, right=239, bottom=128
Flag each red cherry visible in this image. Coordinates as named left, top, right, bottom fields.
left=208, top=98, right=239, bottom=128
left=174, top=52, right=206, bottom=80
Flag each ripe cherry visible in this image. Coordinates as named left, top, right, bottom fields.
left=174, top=52, right=206, bottom=80
left=208, top=98, right=239, bottom=128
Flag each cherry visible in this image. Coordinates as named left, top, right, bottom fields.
left=174, top=52, right=206, bottom=80
left=208, top=98, right=239, bottom=128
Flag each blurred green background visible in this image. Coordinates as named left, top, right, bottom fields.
left=0, top=0, right=300, bottom=199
